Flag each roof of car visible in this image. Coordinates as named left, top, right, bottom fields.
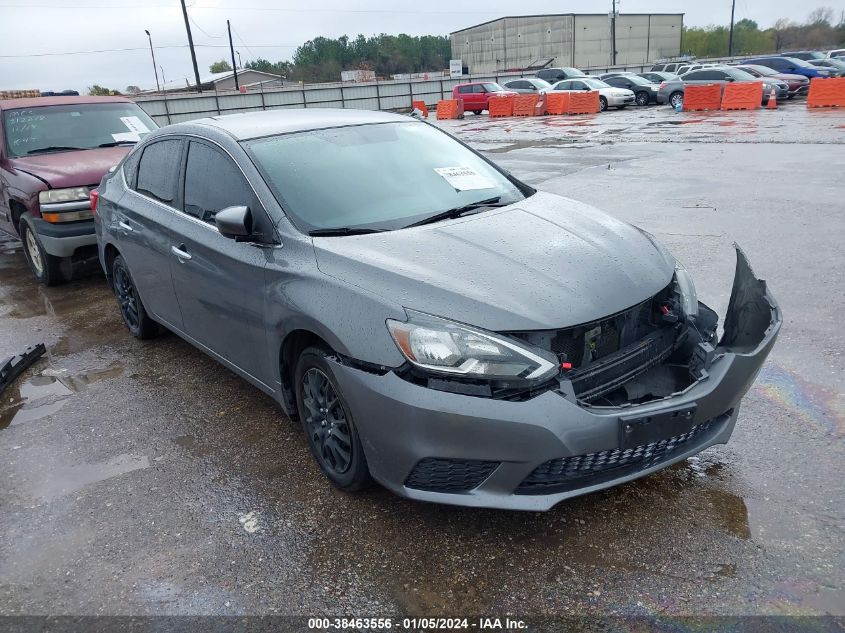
left=191, top=108, right=413, bottom=141
left=0, top=95, right=131, bottom=111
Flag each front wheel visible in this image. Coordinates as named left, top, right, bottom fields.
left=635, top=91, right=650, bottom=106
left=111, top=254, right=159, bottom=339
left=473, top=110, right=483, bottom=115
left=599, top=96, right=608, bottom=112
left=295, top=347, right=372, bottom=491
left=20, top=220, right=66, bottom=286
left=669, top=91, right=684, bottom=109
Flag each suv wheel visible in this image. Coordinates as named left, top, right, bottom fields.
left=295, top=346, right=372, bottom=491
left=20, top=220, right=66, bottom=286
left=635, top=91, right=650, bottom=106
left=111, top=254, right=158, bottom=339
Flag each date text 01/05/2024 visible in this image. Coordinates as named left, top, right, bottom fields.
left=307, top=617, right=528, bottom=630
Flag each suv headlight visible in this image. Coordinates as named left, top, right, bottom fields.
left=674, top=263, right=699, bottom=319
left=39, top=187, right=90, bottom=204
left=387, top=310, right=559, bottom=382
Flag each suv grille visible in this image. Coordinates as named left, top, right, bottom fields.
left=405, top=458, right=499, bottom=493
left=516, top=413, right=729, bottom=495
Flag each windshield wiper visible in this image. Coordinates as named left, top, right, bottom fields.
left=98, top=141, right=137, bottom=147
left=26, top=146, right=84, bottom=154
left=403, top=196, right=507, bottom=229
left=308, top=227, right=387, bottom=237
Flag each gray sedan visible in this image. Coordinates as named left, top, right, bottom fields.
left=95, top=109, right=780, bottom=510
left=501, top=78, right=553, bottom=94
left=683, top=66, right=790, bottom=102
left=638, top=72, right=685, bottom=107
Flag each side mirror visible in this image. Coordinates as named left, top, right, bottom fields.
left=215, top=205, right=252, bottom=239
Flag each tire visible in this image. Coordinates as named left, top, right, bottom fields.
left=635, top=91, right=650, bottom=106
left=473, top=110, right=483, bottom=115
left=20, top=219, right=66, bottom=286
left=599, top=96, right=608, bottom=112
left=295, top=346, right=372, bottom=491
left=669, top=91, right=684, bottom=109
left=111, top=254, right=158, bottom=339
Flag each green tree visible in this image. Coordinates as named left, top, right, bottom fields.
left=209, top=60, right=233, bottom=73
left=87, top=85, right=121, bottom=96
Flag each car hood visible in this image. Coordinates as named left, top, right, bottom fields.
left=9, top=146, right=129, bottom=188
left=313, top=191, right=675, bottom=332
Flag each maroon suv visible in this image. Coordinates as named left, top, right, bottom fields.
left=0, top=95, right=157, bottom=284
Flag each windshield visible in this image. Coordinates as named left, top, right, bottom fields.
left=564, top=68, right=587, bottom=77
left=725, top=68, right=757, bottom=81
left=483, top=83, right=504, bottom=92
left=246, top=121, right=526, bottom=233
left=3, top=102, right=157, bottom=157
left=532, top=79, right=552, bottom=89
left=583, top=78, right=610, bottom=89
left=743, top=65, right=774, bottom=76
left=626, top=75, right=653, bottom=86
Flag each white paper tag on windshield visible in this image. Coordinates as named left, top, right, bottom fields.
left=112, top=131, right=140, bottom=142
left=434, top=166, right=493, bottom=191
left=120, top=116, right=150, bottom=134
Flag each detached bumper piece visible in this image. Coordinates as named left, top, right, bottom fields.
left=0, top=343, right=46, bottom=395
left=516, top=410, right=732, bottom=495
left=405, top=457, right=500, bottom=493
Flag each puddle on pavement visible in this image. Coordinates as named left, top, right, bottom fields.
left=31, top=452, right=151, bottom=501
left=0, top=365, right=124, bottom=430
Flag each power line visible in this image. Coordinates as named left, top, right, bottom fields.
left=0, top=2, right=505, bottom=13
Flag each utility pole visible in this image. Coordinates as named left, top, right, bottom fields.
left=227, top=20, right=239, bottom=89
left=728, top=0, right=736, bottom=56
left=180, top=0, right=202, bottom=92
left=611, top=0, right=617, bottom=66
left=144, top=30, right=160, bottom=92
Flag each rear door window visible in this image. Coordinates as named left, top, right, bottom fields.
left=135, top=139, right=182, bottom=205
left=182, top=141, right=256, bottom=224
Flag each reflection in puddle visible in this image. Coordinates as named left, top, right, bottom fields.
left=32, top=452, right=150, bottom=500
left=0, top=366, right=124, bottom=430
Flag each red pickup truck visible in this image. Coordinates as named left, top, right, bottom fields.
left=0, top=95, right=157, bottom=284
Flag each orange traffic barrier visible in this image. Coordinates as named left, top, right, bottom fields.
left=436, top=99, right=464, bottom=120
left=683, top=84, right=722, bottom=111
left=512, top=94, right=540, bottom=116
left=766, top=87, right=777, bottom=109
left=488, top=95, right=515, bottom=118
left=545, top=92, right=571, bottom=115
left=568, top=90, right=600, bottom=114
left=411, top=100, right=429, bottom=118
left=807, top=77, right=845, bottom=108
left=721, top=81, right=762, bottom=111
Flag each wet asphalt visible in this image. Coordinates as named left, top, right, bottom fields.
left=1, top=100, right=843, bottom=619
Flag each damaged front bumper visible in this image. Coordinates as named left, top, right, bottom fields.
left=331, top=248, right=781, bottom=511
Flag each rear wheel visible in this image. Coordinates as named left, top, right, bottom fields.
left=599, top=96, right=608, bottom=112
left=473, top=110, right=483, bottom=115
left=111, top=254, right=158, bottom=339
left=635, top=91, right=650, bottom=106
left=20, top=220, right=66, bottom=286
left=295, top=346, right=372, bottom=491
left=669, top=91, right=684, bottom=109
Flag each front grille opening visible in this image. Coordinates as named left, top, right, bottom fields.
left=405, top=458, right=499, bottom=493
left=515, top=412, right=730, bottom=495
left=511, top=282, right=719, bottom=407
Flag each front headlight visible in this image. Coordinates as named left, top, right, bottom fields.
left=39, top=187, right=90, bottom=204
left=674, top=263, right=699, bottom=319
left=387, top=310, right=559, bottom=382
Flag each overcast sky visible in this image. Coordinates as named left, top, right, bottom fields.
left=1, top=0, right=842, bottom=93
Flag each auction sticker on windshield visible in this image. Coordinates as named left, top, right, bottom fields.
left=434, top=166, right=494, bottom=191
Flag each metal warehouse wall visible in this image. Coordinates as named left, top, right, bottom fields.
left=451, top=13, right=682, bottom=74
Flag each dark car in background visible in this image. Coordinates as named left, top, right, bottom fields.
left=735, top=64, right=810, bottom=98
left=781, top=51, right=825, bottom=61
left=0, top=95, right=157, bottom=284
left=536, top=67, right=587, bottom=83
left=95, top=109, right=780, bottom=510
left=600, top=74, right=661, bottom=105
left=744, top=56, right=835, bottom=79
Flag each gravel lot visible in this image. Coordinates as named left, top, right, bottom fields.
left=1, top=100, right=843, bottom=623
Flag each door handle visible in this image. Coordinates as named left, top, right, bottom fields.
left=171, top=245, right=192, bottom=261
left=118, top=221, right=133, bottom=232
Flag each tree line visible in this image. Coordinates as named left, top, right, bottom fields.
left=682, top=7, right=845, bottom=58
